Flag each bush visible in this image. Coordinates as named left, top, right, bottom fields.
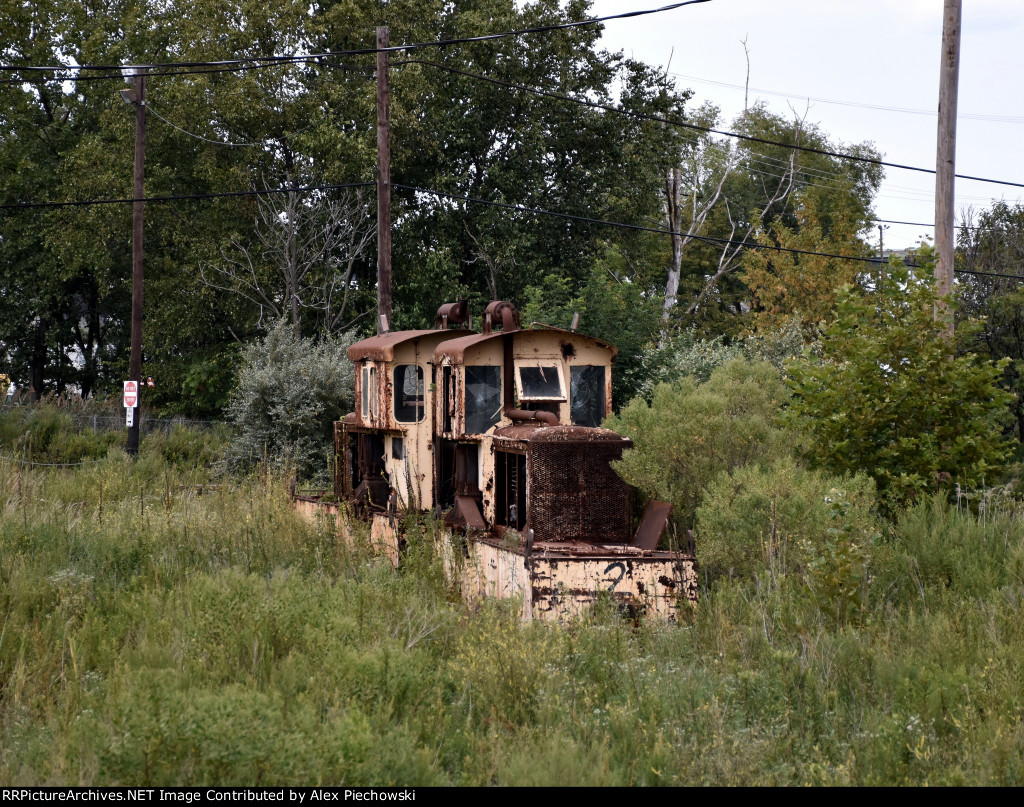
left=606, top=358, right=792, bottom=527
left=787, top=256, right=1013, bottom=511
left=226, top=321, right=356, bottom=483
left=696, top=458, right=878, bottom=623
left=0, top=403, right=123, bottom=463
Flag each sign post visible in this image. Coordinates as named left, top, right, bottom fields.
left=124, top=380, right=139, bottom=431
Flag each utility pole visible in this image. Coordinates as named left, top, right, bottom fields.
left=376, top=26, right=392, bottom=334
left=120, top=68, right=146, bottom=455
left=934, top=0, right=961, bottom=336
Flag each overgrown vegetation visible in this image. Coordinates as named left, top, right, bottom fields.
left=606, top=358, right=793, bottom=528
left=3, top=442, right=1024, bottom=785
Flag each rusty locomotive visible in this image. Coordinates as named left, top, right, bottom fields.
left=296, top=300, right=698, bottom=620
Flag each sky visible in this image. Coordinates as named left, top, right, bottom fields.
left=589, top=0, right=1023, bottom=249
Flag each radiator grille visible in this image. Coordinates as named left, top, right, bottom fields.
left=528, top=429, right=633, bottom=543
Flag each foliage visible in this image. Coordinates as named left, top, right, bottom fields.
left=787, top=256, right=1013, bottom=510
left=138, top=424, right=229, bottom=469
left=957, top=201, right=1024, bottom=450
left=606, top=358, right=792, bottom=527
left=4, top=448, right=1024, bottom=784
left=667, top=104, right=882, bottom=334
left=741, top=184, right=873, bottom=333
left=226, top=321, right=355, bottom=483
left=0, top=403, right=124, bottom=464
left=519, top=250, right=661, bottom=410
left=637, top=319, right=808, bottom=401
left=696, top=458, right=878, bottom=623
left=0, top=0, right=887, bottom=420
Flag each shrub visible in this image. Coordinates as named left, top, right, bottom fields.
left=606, top=358, right=792, bottom=527
left=0, top=403, right=123, bottom=463
left=787, top=256, right=1013, bottom=511
left=696, top=458, right=878, bottom=623
left=226, top=321, right=356, bottom=483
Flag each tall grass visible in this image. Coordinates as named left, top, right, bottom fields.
left=2, top=444, right=1024, bottom=784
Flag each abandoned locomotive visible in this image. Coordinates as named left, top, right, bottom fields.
left=300, top=300, right=698, bottom=620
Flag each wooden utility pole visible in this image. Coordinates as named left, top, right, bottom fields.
left=126, top=69, right=146, bottom=455
left=934, top=0, right=961, bottom=335
left=376, top=26, right=392, bottom=334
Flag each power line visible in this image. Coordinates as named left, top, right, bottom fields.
left=392, top=182, right=912, bottom=267
left=0, top=181, right=375, bottom=211
left=0, top=1, right=710, bottom=74
left=148, top=104, right=261, bottom=147
left=667, top=70, right=1024, bottom=125
left=0, top=62, right=376, bottom=86
left=397, top=183, right=1024, bottom=282
left=5, top=175, right=1021, bottom=282
left=402, top=59, right=1024, bottom=191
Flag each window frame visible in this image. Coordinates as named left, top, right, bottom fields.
left=393, top=364, right=425, bottom=423
left=514, top=361, right=566, bottom=402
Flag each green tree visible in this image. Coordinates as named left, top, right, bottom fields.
left=226, top=320, right=356, bottom=483
left=520, top=247, right=660, bottom=410
left=741, top=183, right=873, bottom=334
left=956, top=201, right=1024, bottom=449
left=787, top=254, right=1013, bottom=509
left=606, top=358, right=792, bottom=528
left=668, top=104, right=882, bottom=337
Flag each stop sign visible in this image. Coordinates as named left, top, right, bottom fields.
left=123, top=380, right=139, bottom=408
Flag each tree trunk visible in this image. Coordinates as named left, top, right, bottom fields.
left=661, top=167, right=684, bottom=325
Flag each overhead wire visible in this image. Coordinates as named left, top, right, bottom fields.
left=667, top=70, right=1024, bottom=125
left=394, top=183, right=1023, bottom=282
left=3, top=11, right=1022, bottom=190
left=147, top=103, right=262, bottom=147
left=0, top=1, right=710, bottom=74
left=400, top=59, right=1024, bottom=191
left=2, top=176, right=1020, bottom=282
left=0, top=181, right=375, bottom=211
left=391, top=182, right=914, bottom=267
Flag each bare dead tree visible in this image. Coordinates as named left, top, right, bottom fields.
left=464, top=223, right=513, bottom=300
left=684, top=150, right=796, bottom=317
left=682, top=104, right=807, bottom=319
left=200, top=186, right=375, bottom=336
left=661, top=134, right=738, bottom=323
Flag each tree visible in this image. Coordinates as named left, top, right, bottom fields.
left=226, top=320, right=356, bottom=483
left=606, top=358, right=793, bottom=528
left=787, top=254, right=1013, bottom=509
left=740, top=182, right=873, bottom=333
left=956, top=201, right=1024, bottom=449
left=519, top=247, right=661, bottom=410
left=200, top=188, right=375, bottom=338
left=665, top=104, right=882, bottom=336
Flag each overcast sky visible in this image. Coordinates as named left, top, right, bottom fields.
left=589, top=0, right=1023, bottom=249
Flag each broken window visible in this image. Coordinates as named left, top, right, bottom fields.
left=516, top=364, right=564, bottom=400
left=442, top=365, right=453, bottom=433
left=393, top=364, right=424, bottom=422
left=495, top=450, right=526, bottom=530
left=464, top=365, right=502, bottom=434
left=570, top=365, right=606, bottom=427
left=361, top=365, right=378, bottom=419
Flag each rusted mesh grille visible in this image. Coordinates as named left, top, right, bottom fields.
left=528, top=436, right=633, bottom=543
